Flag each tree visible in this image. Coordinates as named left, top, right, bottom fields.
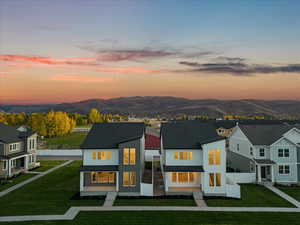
left=88, top=108, right=101, bottom=123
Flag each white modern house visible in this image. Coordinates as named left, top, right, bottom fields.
left=228, top=124, right=300, bottom=184
left=161, top=121, right=240, bottom=198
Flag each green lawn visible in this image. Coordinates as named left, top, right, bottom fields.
left=114, top=198, right=196, bottom=206
left=0, top=173, right=36, bottom=192
left=277, top=185, right=300, bottom=202
left=33, top=160, right=66, bottom=172
left=1, top=211, right=300, bottom=225
left=44, top=132, right=87, bottom=149
left=206, top=184, right=293, bottom=207
left=0, top=161, right=102, bottom=216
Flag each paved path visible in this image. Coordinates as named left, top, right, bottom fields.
left=37, top=156, right=82, bottom=161
left=0, top=206, right=300, bottom=222
left=264, top=183, right=300, bottom=208
left=0, top=160, right=73, bottom=198
left=193, top=191, right=207, bottom=207
left=103, top=192, right=117, bottom=207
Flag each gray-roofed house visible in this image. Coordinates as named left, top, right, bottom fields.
left=80, top=122, right=146, bottom=196
left=161, top=121, right=240, bottom=198
left=0, top=123, right=39, bottom=178
left=229, top=124, right=300, bottom=184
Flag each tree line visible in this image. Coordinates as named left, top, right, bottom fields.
left=0, top=108, right=127, bottom=137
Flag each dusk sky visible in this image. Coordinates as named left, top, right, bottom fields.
left=1, top=0, right=300, bottom=104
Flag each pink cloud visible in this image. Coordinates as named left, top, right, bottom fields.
left=0, top=55, right=98, bottom=66
left=50, top=74, right=117, bottom=83
left=96, top=67, right=161, bottom=74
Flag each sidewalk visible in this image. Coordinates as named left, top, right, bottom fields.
left=0, top=160, right=73, bottom=198
left=264, top=183, right=300, bottom=208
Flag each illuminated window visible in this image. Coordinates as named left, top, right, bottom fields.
left=178, top=152, right=192, bottom=160
left=172, top=172, right=177, bottom=182
left=189, top=172, right=194, bottom=182
left=91, top=172, right=115, bottom=184
left=208, top=150, right=221, bottom=165
left=130, top=148, right=136, bottom=165
left=180, top=152, right=184, bottom=160
left=92, top=152, right=97, bottom=160
left=123, top=148, right=129, bottom=165
left=216, top=173, right=221, bottom=186
left=107, top=152, right=112, bottom=160
left=209, top=173, right=215, bottom=186
left=123, top=172, right=136, bottom=186
left=173, top=152, right=178, bottom=160
left=189, top=152, right=193, bottom=160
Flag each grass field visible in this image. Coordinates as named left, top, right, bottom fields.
left=33, top=160, right=66, bottom=172
left=44, top=132, right=87, bottom=149
left=277, top=185, right=300, bottom=202
left=0, top=161, right=102, bottom=216
left=1, top=211, right=300, bottom=225
left=0, top=173, right=36, bottom=192
left=114, top=198, right=196, bottom=206
left=206, top=184, right=293, bottom=207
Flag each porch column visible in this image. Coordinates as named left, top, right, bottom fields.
left=116, top=172, right=119, bottom=191
left=8, top=159, right=11, bottom=177
left=80, top=172, right=84, bottom=192
left=257, top=165, right=261, bottom=183
left=271, top=165, right=275, bottom=183
left=24, top=155, right=29, bottom=169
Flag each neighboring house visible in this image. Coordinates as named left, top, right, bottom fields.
left=229, top=124, right=300, bottom=184
left=161, top=121, right=240, bottom=198
left=80, top=122, right=146, bottom=196
left=145, top=130, right=160, bottom=161
left=214, top=121, right=236, bottom=137
left=0, top=123, right=39, bottom=178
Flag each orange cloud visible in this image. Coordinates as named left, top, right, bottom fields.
left=96, top=67, right=161, bottom=74
left=0, top=55, right=98, bottom=66
left=50, top=74, right=117, bottom=83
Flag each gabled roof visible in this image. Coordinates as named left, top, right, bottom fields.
left=161, top=121, right=225, bottom=149
left=239, top=124, right=294, bottom=145
left=0, top=123, right=35, bottom=144
left=81, top=122, right=145, bottom=149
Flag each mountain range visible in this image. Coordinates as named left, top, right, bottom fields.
left=1, top=96, right=300, bottom=118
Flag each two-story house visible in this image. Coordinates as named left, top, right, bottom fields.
left=80, top=122, right=145, bottom=196
left=161, top=121, right=239, bottom=197
left=228, top=124, right=300, bottom=184
left=0, top=123, right=38, bottom=178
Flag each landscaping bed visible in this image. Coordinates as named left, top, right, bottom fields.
left=206, top=184, right=294, bottom=207
left=0, top=161, right=102, bottom=216
left=114, top=196, right=196, bottom=206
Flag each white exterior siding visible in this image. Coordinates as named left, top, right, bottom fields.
left=283, top=128, right=300, bottom=145
left=202, top=139, right=227, bottom=195
left=165, top=149, right=203, bottom=166
left=83, top=149, right=119, bottom=165
left=229, top=127, right=253, bottom=159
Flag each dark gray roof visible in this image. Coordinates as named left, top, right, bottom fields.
left=254, top=159, right=276, bottom=164
left=0, top=123, right=35, bottom=144
left=0, top=151, right=28, bottom=159
left=239, top=124, right=294, bottom=145
left=161, top=121, right=225, bottom=149
left=164, top=165, right=204, bottom=172
left=81, top=122, right=145, bottom=149
left=80, top=165, right=119, bottom=171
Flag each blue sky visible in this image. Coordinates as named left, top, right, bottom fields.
left=1, top=0, right=300, bottom=103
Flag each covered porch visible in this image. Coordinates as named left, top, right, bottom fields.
left=254, top=159, right=276, bottom=183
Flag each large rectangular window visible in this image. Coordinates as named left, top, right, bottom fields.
left=209, top=173, right=215, bottom=187
left=208, top=150, right=221, bottom=165
left=279, top=165, right=290, bottom=174
left=174, top=152, right=193, bottom=160
left=173, top=152, right=178, bottom=160
left=216, top=173, right=221, bottom=186
left=123, top=171, right=136, bottom=187
left=93, top=152, right=111, bottom=160
left=123, top=148, right=136, bottom=165
left=259, top=148, right=265, bottom=157
left=209, top=173, right=221, bottom=187
left=9, top=143, right=19, bottom=152
left=91, top=172, right=115, bottom=184
left=171, top=172, right=195, bottom=183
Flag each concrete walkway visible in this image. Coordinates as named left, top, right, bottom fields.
left=264, top=183, right=300, bottom=208
left=0, top=160, right=73, bottom=198
left=103, top=192, right=117, bottom=207
left=0, top=206, right=300, bottom=222
left=193, top=192, right=207, bottom=207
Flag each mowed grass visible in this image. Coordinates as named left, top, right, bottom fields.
left=44, top=132, right=87, bottom=149
left=1, top=211, right=300, bottom=225
left=0, top=161, right=102, bottom=216
left=206, top=184, right=293, bottom=207
left=0, top=173, right=36, bottom=192
left=277, top=185, right=300, bottom=202
left=114, top=197, right=196, bottom=206
left=33, top=160, right=66, bottom=172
